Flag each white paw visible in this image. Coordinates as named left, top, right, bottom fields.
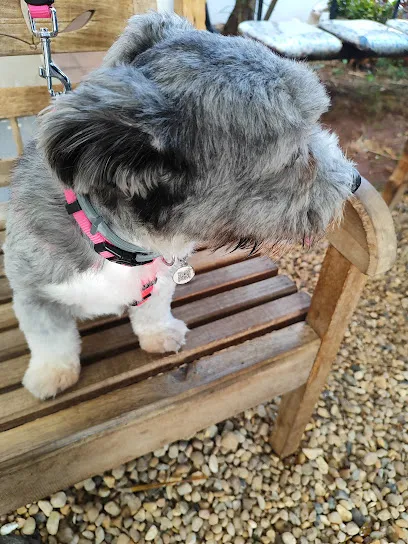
left=137, top=319, right=189, bottom=354
left=23, top=358, right=81, bottom=400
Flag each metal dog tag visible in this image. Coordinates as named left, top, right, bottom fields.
left=173, top=262, right=195, bottom=285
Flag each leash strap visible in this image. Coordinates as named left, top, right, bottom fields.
left=24, top=0, right=71, bottom=96
left=27, top=4, right=52, bottom=18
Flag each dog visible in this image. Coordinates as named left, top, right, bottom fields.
left=4, top=12, right=360, bottom=400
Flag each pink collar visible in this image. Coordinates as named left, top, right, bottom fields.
left=64, top=189, right=158, bottom=306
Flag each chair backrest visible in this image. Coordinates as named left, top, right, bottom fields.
left=1, top=0, right=156, bottom=57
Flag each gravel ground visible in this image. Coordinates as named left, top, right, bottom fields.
left=1, top=197, right=407, bottom=544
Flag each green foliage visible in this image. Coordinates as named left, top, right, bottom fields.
left=375, top=57, right=408, bottom=79
left=331, top=0, right=397, bottom=23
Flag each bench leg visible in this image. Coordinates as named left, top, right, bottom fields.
left=271, top=245, right=367, bottom=458
left=382, top=139, right=408, bottom=210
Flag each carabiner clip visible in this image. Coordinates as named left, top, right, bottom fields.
left=25, top=1, right=71, bottom=96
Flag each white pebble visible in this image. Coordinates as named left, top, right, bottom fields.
left=168, top=445, right=179, bottom=459
left=178, top=482, right=192, bottom=496
left=1, top=522, right=19, bottom=536
left=95, top=527, right=105, bottom=544
left=83, top=478, right=96, bottom=491
left=186, top=534, right=196, bottom=544
left=145, top=525, right=159, bottom=541
left=345, top=522, right=359, bottom=536
left=205, top=425, right=218, bottom=438
left=336, top=504, right=352, bottom=522
left=86, top=506, right=99, bottom=523
left=51, top=491, right=67, bottom=508
left=363, top=452, right=378, bottom=466
left=22, top=517, right=36, bottom=535
left=257, top=495, right=266, bottom=510
left=302, top=448, right=323, bottom=460
left=209, top=454, right=219, bottom=473
left=190, top=451, right=204, bottom=468
left=226, top=522, right=236, bottom=536
left=38, top=500, right=53, bottom=517
left=46, top=511, right=60, bottom=535
left=191, top=517, right=203, bottom=532
left=221, top=432, right=240, bottom=452
left=117, top=535, right=130, bottom=544
left=282, top=532, right=297, bottom=544
left=315, top=482, right=326, bottom=497
left=112, top=465, right=125, bottom=479
left=104, top=501, right=121, bottom=517
left=328, top=512, right=342, bottom=525
left=377, top=509, right=391, bottom=521
left=316, top=456, right=329, bottom=475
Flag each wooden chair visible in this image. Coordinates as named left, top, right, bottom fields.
left=0, top=1, right=397, bottom=515
left=382, top=138, right=408, bottom=209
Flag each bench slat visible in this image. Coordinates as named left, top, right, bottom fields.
left=175, top=275, right=296, bottom=328
left=0, top=257, right=277, bottom=332
left=0, top=249, right=259, bottom=303
left=0, top=270, right=291, bottom=363
left=0, top=292, right=310, bottom=431
left=0, top=276, right=10, bottom=304
left=0, top=323, right=319, bottom=487
left=0, top=302, right=14, bottom=331
left=0, top=275, right=298, bottom=390
left=189, top=248, right=256, bottom=273
left=173, top=257, right=277, bottom=306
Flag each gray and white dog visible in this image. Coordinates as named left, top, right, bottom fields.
left=4, top=12, right=359, bottom=399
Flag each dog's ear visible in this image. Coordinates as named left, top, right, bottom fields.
left=103, top=12, right=193, bottom=67
left=38, top=66, right=184, bottom=197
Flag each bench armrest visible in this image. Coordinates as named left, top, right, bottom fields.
left=327, top=178, right=397, bottom=276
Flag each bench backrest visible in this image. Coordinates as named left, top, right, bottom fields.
left=0, top=0, right=205, bottom=188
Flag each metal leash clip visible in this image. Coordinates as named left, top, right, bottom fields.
left=25, top=0, right=71, bottom=96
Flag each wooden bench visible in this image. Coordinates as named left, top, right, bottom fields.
left=0, top=0, right=398, bottom=516
left=0, top=177, right=396, bottom=514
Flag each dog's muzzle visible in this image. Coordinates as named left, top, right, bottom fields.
left=351, top=169, right=362, bottom=194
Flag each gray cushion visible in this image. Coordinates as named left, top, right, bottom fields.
left=319, top=19, right=408, bottom=55
left=386, top=19, right=408, bottom=35
left=238, top=20, right=343, bottom=59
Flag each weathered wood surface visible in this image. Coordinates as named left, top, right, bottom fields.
left=174, top=0, right=206, bottom=30
left=0, top=160, right=14, bottom=187
left=1, top=0, right=135, bottom=56
left=382, top=139, right=408, bottom=209
left=0, top=322, right=319, bottom=514
left=327, top=178, right=397, bottom=276
left=270, top=245, right=367, bottom=457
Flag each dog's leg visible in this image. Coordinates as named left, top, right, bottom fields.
left=13, top=293, right=81, bottom=399
left=129, top=274, right=188, bottom=353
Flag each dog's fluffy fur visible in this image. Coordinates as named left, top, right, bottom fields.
left=5, top=12, right=357, bottom=399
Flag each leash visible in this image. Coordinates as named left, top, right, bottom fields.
left=24, top=0, right=71, bottom=96
left=22, top=1, right=196, bottom=286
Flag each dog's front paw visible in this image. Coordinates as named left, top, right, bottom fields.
left=137, top=319, right=189, bottom=354
left=23, top=358, right=81, bottom=400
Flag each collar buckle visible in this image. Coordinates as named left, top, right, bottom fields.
left=96, top=242, right=154, bottom=267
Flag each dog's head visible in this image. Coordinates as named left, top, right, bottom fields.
left=38, top=12, right=358, bottom=253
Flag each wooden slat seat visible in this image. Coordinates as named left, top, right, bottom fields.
left=0, top=250, right=314, bottom=513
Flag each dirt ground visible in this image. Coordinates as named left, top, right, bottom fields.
left=316, top=60, right=408, bottom=191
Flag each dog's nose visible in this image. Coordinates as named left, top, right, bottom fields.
left=351, top=169, right=361, bottom=193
